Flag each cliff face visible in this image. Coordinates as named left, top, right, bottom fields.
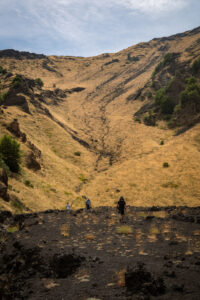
left=0, top=26, right=200, bottom=212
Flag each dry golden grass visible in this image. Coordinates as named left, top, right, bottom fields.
left=6, top=225, right=19, bottom=233
left=0, top=31, right=200, bottom=211
left=60, top=224, right=69, bottom=237
left=85, top=234, right=95, bottom=240
left=116, top=225, right=133, bottom=234
left=115, top=268, right=126, bottom=287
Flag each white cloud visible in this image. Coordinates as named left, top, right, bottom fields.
left=117, top=0, right=187, bottom=14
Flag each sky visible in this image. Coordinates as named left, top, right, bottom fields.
left=0, top=0, right=200, bottom=57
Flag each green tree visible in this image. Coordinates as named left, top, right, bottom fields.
left=0, top=135, right=21, bottom=172
left=35, top=78, right=44, bottom=87
left=180, top=76, right=200, bottom=107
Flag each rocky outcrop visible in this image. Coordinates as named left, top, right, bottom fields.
left=0, top=49, right=46, bottom=60
left=4, top=90, right=30, bottom=114
left=7, top=119, right=27, bottom=142
left=0, top=168, right=9, bottom=201
left=26, top=151, right=41, bottom=171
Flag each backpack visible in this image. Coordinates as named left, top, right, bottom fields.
left=86, top=199, right=91, bottom=206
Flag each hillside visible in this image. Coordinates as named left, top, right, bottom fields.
left=0, top=26, right=200, bottom=212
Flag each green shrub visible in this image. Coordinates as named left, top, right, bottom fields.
left=0, top=66, right=7, bottom=74
left=160, top=140, right=164, bottom=145
left=12, top=75, right=23, bottom=88
left=0, top=135, right=21, bottom=173
left=160, top=97, right=174, bottom=114
left=79, top=174, right=88, bottom=183
left=146, top=91, right=152, bottom=98
left=0, top=92, right=7, bottom=104
left=116, top=225, right=133, bottom=234
left=163, top=162, right=169, bottom=168
left=180, top=76, right=200, bottom=108
left=74, top=151, right=81, bottom=156
left=163, top=53, right=173, bottom=65
left=143, top=112, right=156, bottom=126
left=154, top=88, right=174, bottom=115
left=152, top=53, right=173, bottom=78
left=35, top=78, right=44, bottom=87
left=24, top=180, right=34, bottom=188
left=192, top=57, right=200, bottom=75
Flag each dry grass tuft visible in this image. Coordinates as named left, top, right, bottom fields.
left=6, top=225, right=19, bottom=233
left=85, top=233, right=95, bottom=240
left=116, top=225, right=133, bottom=234
left=60, top=224, right=69, bottom=237
left=115, top=268, right=126, bottom=287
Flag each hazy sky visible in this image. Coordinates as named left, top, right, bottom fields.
left=0, top=0, right=199, bottom=56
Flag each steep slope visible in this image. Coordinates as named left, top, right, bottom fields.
left=0, top=26, right=200, bottom=211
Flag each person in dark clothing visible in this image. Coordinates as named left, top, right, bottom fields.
left=86, top=198, right=91, bottom=210
left=117, top=196, right=126, bottom=222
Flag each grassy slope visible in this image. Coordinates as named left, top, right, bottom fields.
left=0, top=28, right=200, bottom=211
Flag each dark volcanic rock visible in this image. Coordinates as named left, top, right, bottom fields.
left=0, top=206, right=200, bottom=299
left=26, top=151, right=41, bottom=170
left=125, top=263, right=166, bottom=296
left=51, top=254, right=84, bottom=278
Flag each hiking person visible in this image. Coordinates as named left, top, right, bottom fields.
left=66, top=202, right=70, bottom=211
left=86, top=198, right=91, bottom=210
left=117, top=196, right=126, bottom=222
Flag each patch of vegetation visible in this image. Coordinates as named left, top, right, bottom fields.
left=0, top=135, right=21, bottom=173
left=160, top=140, right=164, bottom=145
left=79, top=174, right=88, bottom=183
left=163, top=162, right=169, bottom=168
left=11, top=197, right=24, bottom=213
left=116, top=225, right=133, bottom=234
left=0, top=92, right=7, bottom=104
left=74, top=151, right=81, bottom=156
left=192, top=57, right=200, bottom=75
left=154, top=88, right=175, bottom=115
left=12, top=75, right=23, bottom=88
left=104, top=59, right=119, bottom=66
left=152, top=53, right=174, bottom=78
left=6, top=225, right=19, bottom=233
left=146, top=91, right=152, bottom=99
left=35, top=78, right=44, bottom=87
left=0, top=66, right=7, bottom=74
left=143, top=111, right=156, bottom=126
left=127, top=53, right=140, bottom=62
left=134, top=117, right=141, bottom=123
left=161, top=182, right=178, bottom=188
left=180, top=76, right=200, bottom=110
left=24, top=179, right=34, bottom=188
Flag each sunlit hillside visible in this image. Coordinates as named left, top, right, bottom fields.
left=0, top=26, right=200, bottom=212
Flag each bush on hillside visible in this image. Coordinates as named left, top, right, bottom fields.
left=0, top=66, right=7, bottom=74
left=154, top=88, right=175, bottom=115
left=0, top=92, right=7, bottom=104
left=192, top=57, right=200, bottom=75
left=152, top=53, right=174, bottom=78
left=12, top=75, right=23, bottom=88
left=180, top=76, right=200, bottom=109
left=0, top=135, right=21, bottom=173
left=35, top=78, right=44, bottom=87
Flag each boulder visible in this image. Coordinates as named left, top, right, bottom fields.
left=0, top=182, right=9, bottom=201
left=7, top=119, right=21, bottom=137
left=0, top=168, right=8, bottom=186
left=26, top=152, right=41, bottom=171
